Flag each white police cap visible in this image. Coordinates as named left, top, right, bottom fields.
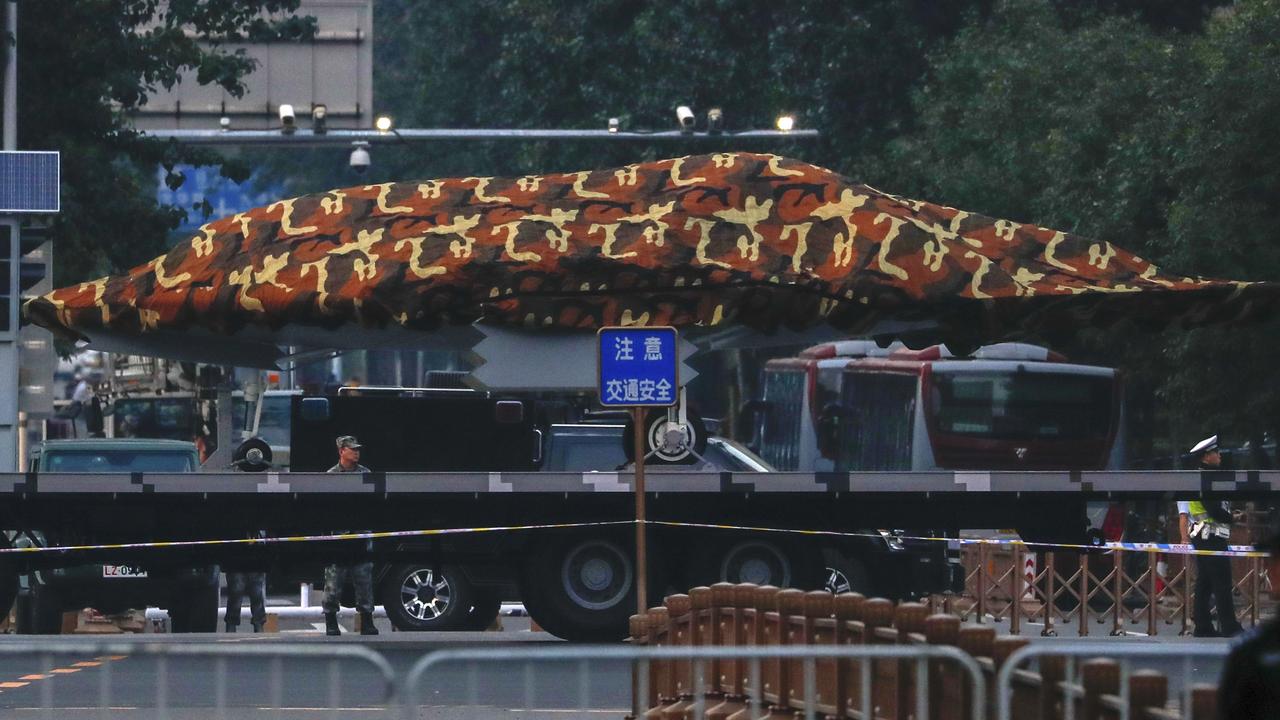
left=1189, top=435, right=1219, bottom=455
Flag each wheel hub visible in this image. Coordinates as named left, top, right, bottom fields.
left=580, top=558, right=614, bottom=591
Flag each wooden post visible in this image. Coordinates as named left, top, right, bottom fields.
left=1011, top=543, right=1023, bottom=635
left=1111, top=550, right=1124, bottom=636
left=1080, top=658, right=1119, bottom=720
left=1148, top=549, right=1158, bottom=637
left=1128, top=670, right=1167, bottom=719
left=1044, top=551, right=1057, bottom=637
left=1078, top=553, right=1090, bottom=637
left=1189, top=683, right=1219, bottom=720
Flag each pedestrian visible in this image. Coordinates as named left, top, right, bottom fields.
left=1177, top=435, right=1244, bottom=637
left=323, top=435, right=378, bottom=636
left=224, top=571, right=267, bottom=633
left=1218, top=525, right=1280, bottom=719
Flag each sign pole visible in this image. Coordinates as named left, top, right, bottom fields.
left=633, top=406, right=648, bottom=616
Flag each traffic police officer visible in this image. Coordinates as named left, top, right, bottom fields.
left=1218, top=526, right=1280, bottom=718
left=323, top=435, right=378, bottom=636
left=1177, top=435, right=1243, bottom=637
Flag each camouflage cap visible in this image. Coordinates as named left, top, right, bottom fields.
left=335, top=435, right=362, bottom=449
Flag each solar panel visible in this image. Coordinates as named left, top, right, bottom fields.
left=0, top=151, right=59, bottom=213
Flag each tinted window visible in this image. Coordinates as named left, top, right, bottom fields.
left=929, top=371, right=1114, bottom=441
left=552, top=436, right=627, bottom=471
left=44, top=450, right=196, bottom=472
left=837, top=372, right=917, bottom=470
left=761, top=370, right=805, bottom=470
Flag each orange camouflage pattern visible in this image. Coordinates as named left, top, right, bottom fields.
left=22, top=152, right=1278, bottom=346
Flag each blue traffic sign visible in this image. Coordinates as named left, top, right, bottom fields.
left=598, top=327, right=678, bottom=407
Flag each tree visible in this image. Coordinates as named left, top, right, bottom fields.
left=17, top=0, right=315, bottom=284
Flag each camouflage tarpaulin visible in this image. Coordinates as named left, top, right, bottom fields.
left=23, top=152, right=1279, bottom=359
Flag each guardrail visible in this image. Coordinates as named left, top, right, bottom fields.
left=995, top=643, right=1230, bottom=720
left=0, top=640, right=398, bottom=717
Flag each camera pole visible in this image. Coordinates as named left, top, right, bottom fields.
left=633, top=406, right=648, bottom=616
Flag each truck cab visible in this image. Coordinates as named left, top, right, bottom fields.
left=17, top=439, right=220, bottom=634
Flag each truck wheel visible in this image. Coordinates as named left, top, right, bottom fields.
left=170, top=583, right=219, bottom=633
left=380, top=564, right=473, bottom=631
left=824, top=556, right=871, bottom=595
left=714, top=538, right=818, bottom=589
left=461, top=589, right=503, bottom=631
left=521, top=534, right=656, bottom=642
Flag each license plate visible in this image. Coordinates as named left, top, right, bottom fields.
left=102, top=565, right=147, bottom=578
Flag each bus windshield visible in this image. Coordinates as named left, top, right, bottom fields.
left=929, top=370, right=1114, bottom=441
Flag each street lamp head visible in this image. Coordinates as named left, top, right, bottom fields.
left=219, top=116, right=231, bottom=131
left=775, top=114, right=795, bottom=132
left=278, top=104, right=296, bottom=134
left=676, top=105, right=695, bottom=133
left=607, top=117, right=620, bottom=134
left=375, top=115, right=393, bottom=133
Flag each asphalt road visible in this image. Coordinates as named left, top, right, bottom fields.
left=0, top=619, right=1237, bottom=719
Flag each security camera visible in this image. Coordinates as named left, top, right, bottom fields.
left=607, top=117, right=620, bottom=133
left=278, top=104, right=296, bottom=134
left=676, top=105, right=695, bottom=133
left=349, top=141, right=370, bottom=173
left=219, top=116, right=231, bottom=131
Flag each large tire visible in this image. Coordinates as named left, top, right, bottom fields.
left=700, top=537, right=820, bottom=589
left=461, top=589, right=503, bottom=631
left=380, top=564, right=474, bottom=631
left=520, top=533, right=660, bottom=642
left=170, top=583, right=219, bottom=633
left=824, top=555, right=873, bottom=596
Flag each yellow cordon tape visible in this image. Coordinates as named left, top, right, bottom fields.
left=646, top=521, right=1271, bottom=558
left=0, top=520, right=1268, bottom=558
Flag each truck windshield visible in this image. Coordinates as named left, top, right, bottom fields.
left=929, top=370, right=1114, bottom=440
left=43, top=451, right=196, bottom=472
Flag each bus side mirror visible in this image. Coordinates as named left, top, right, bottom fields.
left=300, top=397, right=331, bottom=423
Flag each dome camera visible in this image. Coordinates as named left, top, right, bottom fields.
left=349, top=141, right=371, bottom=173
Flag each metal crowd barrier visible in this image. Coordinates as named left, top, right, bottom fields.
left=404, top=644, right=986, bottom=720
left=0, top=640, right=397, bottom=718
left=995, top=642, right=1231, bottom=720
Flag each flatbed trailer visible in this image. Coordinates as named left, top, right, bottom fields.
left=1, top=469, right=1274, bottom=640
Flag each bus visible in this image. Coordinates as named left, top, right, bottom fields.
left=754, top=341, right=1125, bottom=472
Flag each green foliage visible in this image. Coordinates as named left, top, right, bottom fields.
left=893, top=0, right=1280, bottom=455
left=20, top=0, right=314, bottom=284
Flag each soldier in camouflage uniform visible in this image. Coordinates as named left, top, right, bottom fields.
left=323, top=435, right=377, bottom=636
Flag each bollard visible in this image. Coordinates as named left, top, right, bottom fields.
left=661, top=593, right=698, bottom=720
left=1038, top=654, right=1066, bottom=720
left=894, top=603, right=930, bottom=717
left=1128, top=670, right=1167, bottom=719
left=924, top=614, right=963, bottom=720
left=644, top=606, right=673, bottom=720
left=1189, top=683, right=1218, bottom=720
left=766, top=588, right=805, bottom=711
left=992, top=636, right=1032, bottom=720
left=835, top=592, right=867, bottom=718
left=1079, top=658, right=1120, bottom=720
left=726, top=585, right=780, bottom=720
left=706, top=583, right=755, bottom=720
left=862, top=598, right=898, bottom=719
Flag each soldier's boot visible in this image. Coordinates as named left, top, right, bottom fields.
left=224, top=622, right=236, bottom=633
left=359, top=611, right=378, bottom=636
left=324, top=612, right=341, bottom=636
left=251, top=621, right=265, bottom=633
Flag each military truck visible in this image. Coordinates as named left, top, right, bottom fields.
left=13, top=439, right=221, bottom=633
